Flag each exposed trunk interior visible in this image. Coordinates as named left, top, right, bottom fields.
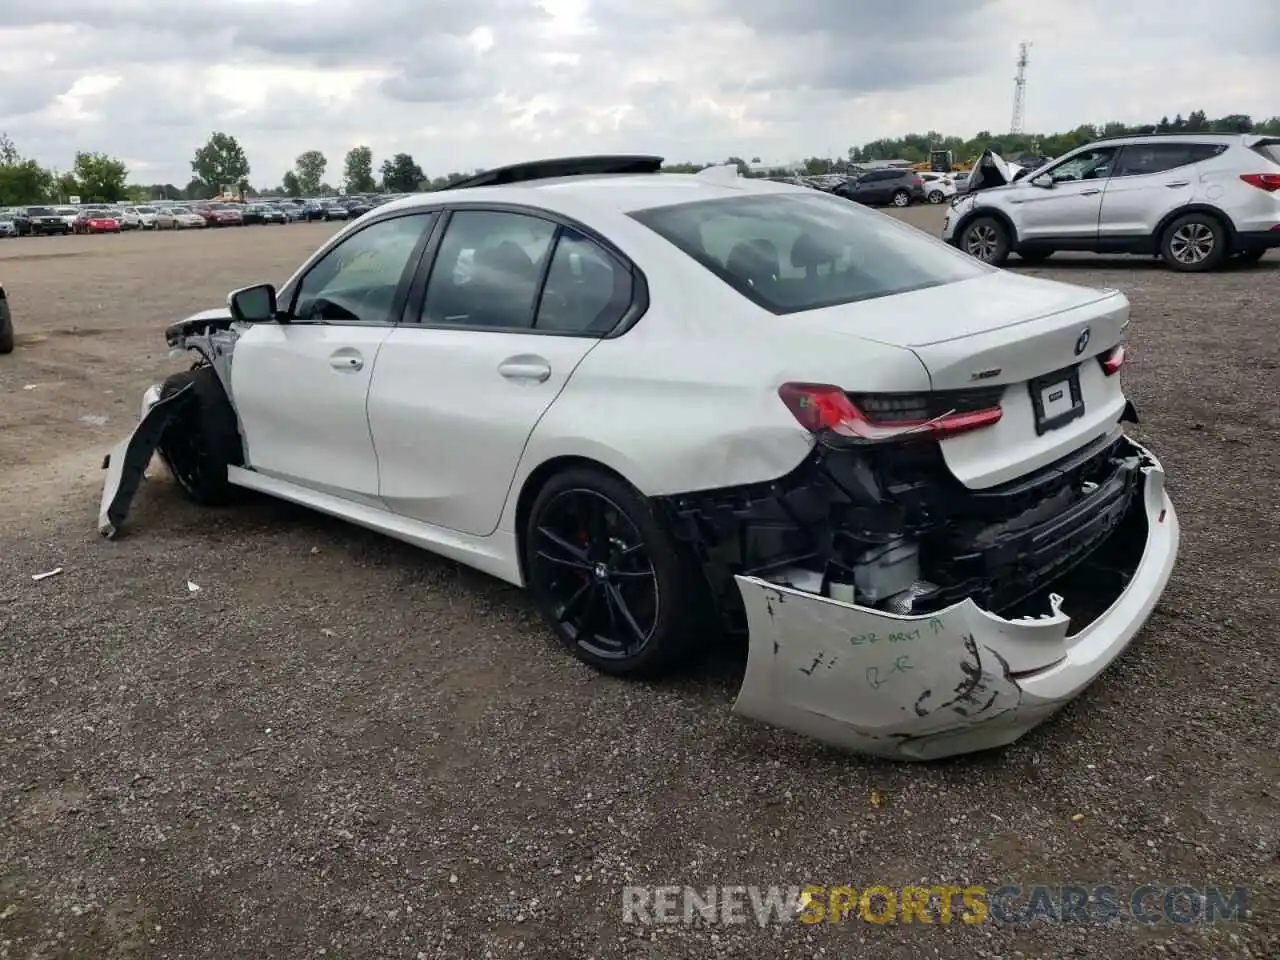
left=659, top=420, right=1147, bottom=634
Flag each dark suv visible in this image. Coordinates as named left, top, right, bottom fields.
left=20, top=206, right=70, bottom=236
left=834, top=169, right=926, bottom=208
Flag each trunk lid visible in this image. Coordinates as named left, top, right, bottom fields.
left=796, top=272, right=1132, bottom=489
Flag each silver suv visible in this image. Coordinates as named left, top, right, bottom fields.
left=941, top=134, right=1280, bottom=272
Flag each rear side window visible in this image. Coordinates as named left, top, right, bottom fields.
left=1112, top=142, right=1227, bottom=177
left=631, top=192, right=989, bottom=315
left=534, top=229, right=633, bottom=334
left=421, top=210, right=556, bottom=329
left=1252, top=139, right=1280, bottom=165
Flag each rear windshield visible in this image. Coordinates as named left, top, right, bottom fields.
left=630, top=192, right=989, bottom=314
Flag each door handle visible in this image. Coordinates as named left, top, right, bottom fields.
left=1080, top=189, right=1101, bottom=196
left=498, top=357, right=552, bottom=382
left=329, top=352, right=363, bottom=372
left=1164, top=180, right=1190, bottom=188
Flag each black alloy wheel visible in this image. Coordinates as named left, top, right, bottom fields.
left=525, top=468, right=706, bottom=677
left=532, top=488, right=659, bottom=659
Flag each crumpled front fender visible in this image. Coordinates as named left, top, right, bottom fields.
left=731, top=447, right=1178, bottom=761
left=98, top=382, right=187, bottom=539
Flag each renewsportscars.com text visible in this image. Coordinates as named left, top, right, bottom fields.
left=621, top=884, right=1250, bottom=926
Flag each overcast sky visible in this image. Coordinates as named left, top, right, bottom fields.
left=0, top=0, right=1275, bottom=186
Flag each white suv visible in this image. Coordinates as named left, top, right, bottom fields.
left=941, top=134, right=1280, bottom=271
left=919, top=172, right=957, bottom=203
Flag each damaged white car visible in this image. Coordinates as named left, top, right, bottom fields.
left=100, top=155, right=1179, bottom=760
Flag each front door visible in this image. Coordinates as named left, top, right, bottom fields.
left=1012, top=146, right=1117, bottom=241
left=230, top=210, right=438, bottom=500
left=368, top=208, right=635, bottom=536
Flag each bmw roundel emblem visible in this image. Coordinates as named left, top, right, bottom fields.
left=1074, top=328, right=1091, bottom=355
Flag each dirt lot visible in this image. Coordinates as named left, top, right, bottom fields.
left=1, top=210, right=1277, bottom=959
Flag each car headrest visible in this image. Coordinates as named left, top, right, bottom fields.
left=475, top=240, right=536, bottom=280
left=724, top=241, right=779, bottom=288
left=789, top=232, right=835, bottom=269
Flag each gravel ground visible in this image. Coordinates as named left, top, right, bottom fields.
left=0, top=212, right=1277, bottom=959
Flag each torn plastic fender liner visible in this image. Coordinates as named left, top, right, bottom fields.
left=731, top=449, right=1178, bottom=761
left=98, top=382, right=190, bottom=539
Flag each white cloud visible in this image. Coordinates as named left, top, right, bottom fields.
left=0, top=0, right=1275, bottom=186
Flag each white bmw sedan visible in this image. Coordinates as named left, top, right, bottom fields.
left=99, top=156, right=1179, bottom=761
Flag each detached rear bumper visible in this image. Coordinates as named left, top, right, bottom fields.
left=732, top=438, right=1178, bottom=760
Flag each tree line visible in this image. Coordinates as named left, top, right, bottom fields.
left=2, top=110, right=1277, bottom=207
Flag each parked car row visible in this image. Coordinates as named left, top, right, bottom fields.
left=0, top=194, right=410, bottom=238
left=765, top=169, right=959, bottom=207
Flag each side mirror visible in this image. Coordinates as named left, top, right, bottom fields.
left=227, top=283, right=278, bottom=323
left=1031, top=174, right=1053, bottom=189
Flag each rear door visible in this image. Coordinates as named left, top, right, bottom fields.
left=367, top=207, right=637, bottom=536
left=1097, top=142, right=1222, bottom=240
left=853, top=171, right=888, bottom=205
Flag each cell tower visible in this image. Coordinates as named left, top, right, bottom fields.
left=1010, top=41, right=1031, bottom=135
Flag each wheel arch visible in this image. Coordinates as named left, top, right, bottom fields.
left=953, top=205, right=1019, bottom=249
left=1154, top=204, right=1238, bottom=252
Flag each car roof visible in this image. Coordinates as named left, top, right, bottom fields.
left=1088, top=132, right=1253, bottom=148
left=376, top=155, right=807, bottom=218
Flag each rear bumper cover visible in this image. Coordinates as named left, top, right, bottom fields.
left=731, top=438, right=1177, bottom=760
left=1236, top=229, right=1280, bottom=251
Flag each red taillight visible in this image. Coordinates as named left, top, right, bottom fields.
left=912, top=176, right=923, bottom=186
left=1099, top=344, right=1125, bottom=376
left=777, top=383, right=1002, bottom=443
left=1240, top=173, right=1280, bottom=192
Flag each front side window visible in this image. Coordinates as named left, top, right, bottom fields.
left=292, top=212, right=435, bottom=325
left=631, top=192, right=989, bottom=315
left=1046, top=147, right=1118, bottom=182
left=420, top=210, right=556, bottom=329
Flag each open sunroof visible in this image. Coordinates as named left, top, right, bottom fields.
left=438, top=155, right=665, bottom=191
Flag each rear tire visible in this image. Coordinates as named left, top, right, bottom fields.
left=524, top=466, right=708, bottom=679
left=0, top=314, right=14, bottom=355
left=891, top=189, right=911, bottom=207
left=1160, top=213, right=1227, bottom=272
left=156, top=366, right=244, bottom=506
left=960, top=216, right=1011, bottom=266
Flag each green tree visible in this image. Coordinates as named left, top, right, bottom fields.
left=72, top=151, right=128, bottom=202
left=0, top=160, right=53, bottom=205
left=282, top=170, right=302, bottom=197
left=343, top=145, right=377, bottom=193
left=0, top=132, right=55, bottom=205
left=380, top=152, right=425, bottom=192
left=190, top=132, right=251, bottom=195
left=295, top=150, right=327, bottom=195
left=54, top=171, right=79, bottom=200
